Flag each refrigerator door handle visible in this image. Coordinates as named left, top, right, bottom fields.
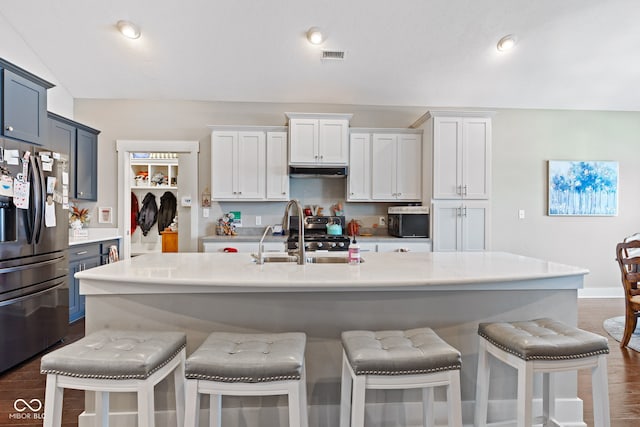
left=24, top=155, right=37, bottom=243
left=31, top=155, right=44, bottom=244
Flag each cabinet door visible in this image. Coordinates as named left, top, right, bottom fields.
left=266, top=132, right=289, bottom=200
left=289, top=119, right=318, bottom=164
left=371, top=134, right=397, bottom=200
left=237, top=132, right=266, bottom=199
left=2, top=69, right=47, bottom=145
left=461, top=201, right=489, bottom=251
left=75, top=129, right=98, bottom=200
left=432, top=201, right=462, bottom=252
left=318, top=119, right=348, bottom=164
left=347, top=133, right=371, bottom=201
left=211, top=131, right=237, bottom=199
left=462, top=118, right=491, bottom=199
left=395, top=134, right=422, bottom=200
left=433, top=117, right=463, bottom=199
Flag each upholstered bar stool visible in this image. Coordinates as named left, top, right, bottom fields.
left=474, top=318, right=610, bottom=427
left=40, top=329, right=186, bottom=427
left=340, top=328, right=462, bottom=427
left=184, top=331, right=308, bottom=427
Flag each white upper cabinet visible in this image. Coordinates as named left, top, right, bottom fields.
left=371, top=132, right=422, bottom=201
left=286, top=113, right=352, bottom=165
left=211, top=129, right=266, bottom=200
left=347, top=133, right=371, bottom=201
left=432, top=113, right=492, bottom=199
left=266, top=131, right=289, bottom=200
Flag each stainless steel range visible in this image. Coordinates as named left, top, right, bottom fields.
left=287, top=216, right=350, bottom=252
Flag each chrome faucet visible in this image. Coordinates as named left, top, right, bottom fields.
left=283, top=199, right=305, bottom=265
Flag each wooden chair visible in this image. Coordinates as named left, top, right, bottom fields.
left=615, top=239, right=640, bottom=348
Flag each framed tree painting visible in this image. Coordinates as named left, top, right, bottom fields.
left=548, top=160, right=618, bottom=216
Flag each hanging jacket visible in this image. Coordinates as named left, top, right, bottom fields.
left=137, top=192, right=158, bottom=236
left=131, top=192, right=139, bottom=235
left=157, top=191, right=177, bottom=234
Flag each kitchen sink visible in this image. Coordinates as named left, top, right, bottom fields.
left=253, top=254, right=363, bottom=264
left=305, top=256, right=363, bottom=264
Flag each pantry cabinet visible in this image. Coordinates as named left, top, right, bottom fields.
left=0, top=59, right=53, bottom=145
left=347, top=133, right=371, bottom=201
left=211, top=130, right=266, bottom=200
left=371, top=132, right=422, bottom=201
left=431, top=113, right=492, bottom=200
left=286, top=113, right=351, bottom=165
left=431, top=200, right=489, bottom=252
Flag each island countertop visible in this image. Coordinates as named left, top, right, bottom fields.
left=76, top=251, right=588, bottom=295
left=76, top=251, right=589, bottom=426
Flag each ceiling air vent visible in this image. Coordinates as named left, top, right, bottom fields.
left=322, top=50, right=345, bottom=61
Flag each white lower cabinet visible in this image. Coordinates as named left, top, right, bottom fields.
left=376, top=241, right=432, bottom=252
left=432, top=201, right=489, bottom=252
left=203, top=241, right=284, bottom=253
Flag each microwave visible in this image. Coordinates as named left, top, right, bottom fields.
left=387, top=206, right=430, bottom=238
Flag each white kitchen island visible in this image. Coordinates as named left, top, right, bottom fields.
left=76, top=252, right=589, bottom=427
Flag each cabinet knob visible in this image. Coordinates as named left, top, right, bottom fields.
left=282, top=192, right=286, bottom=195
left=5, top=125, right=13, bottom=132
left=79, top=192, right=84, bottom=196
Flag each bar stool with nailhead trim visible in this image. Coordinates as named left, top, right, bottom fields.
left=40, top=330, right=187, bottom=427
left=474, top=318, right=610, bottom=427
left=184, top=331, right=308, bottom=427
left=340, top=327, right=463, bottom=427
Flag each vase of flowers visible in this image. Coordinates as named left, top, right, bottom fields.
left=69, top=205, right=90, bottom=229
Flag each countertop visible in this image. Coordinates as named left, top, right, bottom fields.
left=77, top=251, right=587, bottom=294
left=68, top=228, right=122, bottom=246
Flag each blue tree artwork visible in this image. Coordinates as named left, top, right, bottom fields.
left=548, top=160, right=618, bottom=216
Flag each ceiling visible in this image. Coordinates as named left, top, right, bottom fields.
left=1, top=0, right=638, bottom=111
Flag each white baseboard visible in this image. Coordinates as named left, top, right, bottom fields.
left=578, top=287, right=624, bottom=298
left=78, top=397, right=586, bottom=427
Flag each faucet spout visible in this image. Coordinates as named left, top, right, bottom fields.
left=283, top=199, right=306, bottom=265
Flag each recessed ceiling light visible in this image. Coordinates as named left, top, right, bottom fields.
left=306, top=27, right=325, bottom=45
left=117, top=20, right=141, bottom=39
left=497, top=34, right=517, bottom=52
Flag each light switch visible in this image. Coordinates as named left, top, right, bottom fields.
left=203, top=208, right=209, bottom=218
left=518, top=209, right=525, bottom=219
left=255, top=216, right=261, bottom=225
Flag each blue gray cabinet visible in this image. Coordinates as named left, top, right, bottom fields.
left=68, top=239, right=119, bottom=323
left=48, top=112, right=100, bottom=201
left=0, top=58, right=53, bottom=145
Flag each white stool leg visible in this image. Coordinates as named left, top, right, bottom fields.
left=299, top=366, right=309, bottom=427
left=339, top=352, right=353, bottom=427
left=542, top=372, right=557, bottom=424
left=95, top=391, right=110, bottom=427
left=184, top=380, right=200, bottom=427
left=174, top=350, right=186, bottom=427
left=447, top=370, right=463, bottom=427
left=350, top=374, right=366, bottom=427
left=516, top=360, right=533, bottom=427
left=474, top=339, right=490, bottom=427
left=592, top=355, right=611, bottom=427
left=43, top=374, right=63, bottom=427
left=288, top=380, right=302, bottom=427
left=210, top=394, right=222, bottom=427
left=422, top=387, right=434, bottom=427
left=137, top=382, right=156, bottom=427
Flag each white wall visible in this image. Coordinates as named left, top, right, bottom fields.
left=73, top=99, right=640, bottom=294
left=0, top=14, right=74, bottom=117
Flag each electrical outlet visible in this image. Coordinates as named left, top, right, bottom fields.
left=379, top=216, right=386, bottom=226
left=203, top=208, right=209, bottom=218
left=255, top=216, right=262, bottom=226
left=518, top=209, right=525, bottom=219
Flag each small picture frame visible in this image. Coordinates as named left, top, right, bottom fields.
left=98, top=207, right=113, bottom=224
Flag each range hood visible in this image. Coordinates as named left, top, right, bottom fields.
left=289, top=165, right=348, bottom=178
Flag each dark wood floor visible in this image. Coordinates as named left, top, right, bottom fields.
left=0, top=299, right=637, bottom=426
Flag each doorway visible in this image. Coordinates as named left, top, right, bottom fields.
left=116, top=140, right=199, bottom=259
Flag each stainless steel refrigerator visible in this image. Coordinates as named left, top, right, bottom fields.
left=0, top=137, right=69, bottom=373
